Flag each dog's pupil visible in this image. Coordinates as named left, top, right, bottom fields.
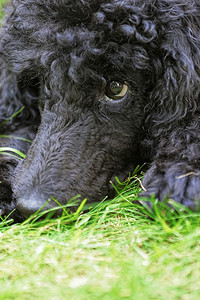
left=109, top=81, right=123, bottom=95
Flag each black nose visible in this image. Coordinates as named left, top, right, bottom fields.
left=16, top=191, right=54, bottom=219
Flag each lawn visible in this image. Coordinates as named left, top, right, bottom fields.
left=0, top=176, right=200, bottom=300
left=0, top=1, right=200, bottom=299
left=0, top=0, right=6, bottom=18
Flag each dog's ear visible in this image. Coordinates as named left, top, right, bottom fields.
left=0, top=60, right=22, bottom=123
left=149, top=13, right=200, bottom=127
left=0, top=58, right=40, bottom=128
left=0, top=5, right=41, bottom=128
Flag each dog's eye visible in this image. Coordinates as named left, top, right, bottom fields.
left=105, top=80, right=128, bottom=101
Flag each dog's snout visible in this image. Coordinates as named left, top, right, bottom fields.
left=16, top=191, right=53, bottom=218
left=16, top=199, right=38, bottom=219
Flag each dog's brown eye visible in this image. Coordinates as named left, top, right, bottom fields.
left=105, top=81, right=128, bottom=100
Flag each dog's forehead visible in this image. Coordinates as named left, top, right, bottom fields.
left=64, top=0, right=152, bottom=29
left=54, top=0, right=157, bottom=50
left=50, top=0, right=147, bottom=23
left=9, top=0, right=157, bottom=53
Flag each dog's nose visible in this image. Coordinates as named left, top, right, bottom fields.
left=16, top=191, right=53, bottom=218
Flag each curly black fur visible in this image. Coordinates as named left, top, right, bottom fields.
left=0, top=0, right=200, bottom=221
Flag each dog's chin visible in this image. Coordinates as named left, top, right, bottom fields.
left=15, top=187, right=113, bottom=219
left=0, top=203, right=25, bottom=223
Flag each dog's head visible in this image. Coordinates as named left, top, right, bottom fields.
left=3, top=0, right=199, bottom=217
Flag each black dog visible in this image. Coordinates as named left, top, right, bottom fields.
left=0, top=0, right=200, bottom=221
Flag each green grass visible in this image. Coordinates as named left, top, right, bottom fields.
left=0, top=0, right=7, bottom=18
left=0, top=2, right=200, bottom=299
left=0, top=177, right=200, bottom=300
